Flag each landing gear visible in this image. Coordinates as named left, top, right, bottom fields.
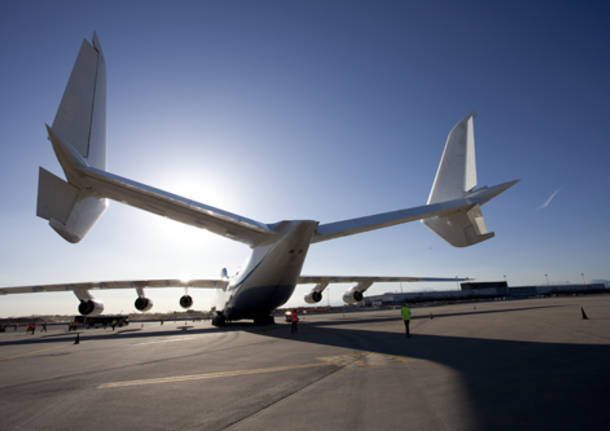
left=212, top=312, right=226, bottom=327
left=253, top=315, right=275, bottom=325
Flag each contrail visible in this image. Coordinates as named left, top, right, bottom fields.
left=538, top=188, right=560, bottom=209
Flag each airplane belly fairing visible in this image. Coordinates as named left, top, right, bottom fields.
left=225, top=284, right=296, bottom=320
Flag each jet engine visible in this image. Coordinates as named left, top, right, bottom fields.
left=304, top=291, right=323, bottom=304
left=134, top=296, right=153, bottom=312
left=179, top=294, right=193, bottom=309
left=342, top=289, right=364, bottom=305
left=78, top=299, right=104, bottom=315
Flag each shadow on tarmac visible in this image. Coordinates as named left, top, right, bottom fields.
left=304, top=304, right=562, bottom=326
left=0, top=305, right=559, bottom=347
left=3, top=305, right=609, bottom=429
left=252, top=317, right=610, bottom=430
left=0, top=322, right=266, bottom=346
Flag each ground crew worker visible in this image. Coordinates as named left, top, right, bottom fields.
left=290, top=310, right=299, bottom=334
left=401, top=304, right=411, bottom=338
left=111, top=319, right=117, bottom=331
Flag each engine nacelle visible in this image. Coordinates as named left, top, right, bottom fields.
left=179, top=294, right=193, bottom=309
left=304, top=291, right=323, bottom=304
left=342, top=289, right=364, bottom=305
left=78, top=299, right=104, bottom=316
left=134, top=297, right=153, bottom=312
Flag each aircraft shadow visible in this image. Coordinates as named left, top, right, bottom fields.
left=0, top=305, right=563, bottom=347
left=250, top=318, right=610, bottom=430
left=304, top=304, right=562, bottom=326
left=0, top=322, right=265, bottom=346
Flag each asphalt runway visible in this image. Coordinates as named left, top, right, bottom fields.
left=1, top=295, right=609, bottom=430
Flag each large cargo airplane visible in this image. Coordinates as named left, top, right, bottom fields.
left=0, top=34, right=517, bottom=325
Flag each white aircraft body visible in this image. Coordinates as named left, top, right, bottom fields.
left=0, top=35, right=517, bottom=325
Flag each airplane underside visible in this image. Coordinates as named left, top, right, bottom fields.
left=222, top=284, right=296, bottom=322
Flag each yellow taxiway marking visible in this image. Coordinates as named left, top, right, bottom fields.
left=0, top=343, right=66, bottom=361
left=98, top=352, right=412, bottom=389
left=99, top=362, right=328, bottom=388
left=134, top=337, right=197, bottom=346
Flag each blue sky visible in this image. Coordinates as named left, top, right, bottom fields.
left=1, top=1, right=609, bottom=317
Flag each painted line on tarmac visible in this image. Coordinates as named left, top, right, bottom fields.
left=98, top=352, right=413, bottom=389
left=0, top=343, right=67, bottom=361
left=134, top=337, right=197, bottom=346
left=98, top=362, right=329, bottom=388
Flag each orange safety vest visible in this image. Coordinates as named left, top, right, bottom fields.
left=291, top=312, right=298, bottom=323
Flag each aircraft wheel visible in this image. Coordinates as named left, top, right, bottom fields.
left=212, top=313, right=226, bottom=327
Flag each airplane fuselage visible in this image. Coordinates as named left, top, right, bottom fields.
left=221, top=220, right=318, bottom=320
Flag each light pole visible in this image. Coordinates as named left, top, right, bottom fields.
left=544, top=273, right=549, bottom=286
left=580, top=272, right=586, bottom=286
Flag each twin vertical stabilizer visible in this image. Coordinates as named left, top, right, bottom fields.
left=422, top=113, right=513, bottom=247
left=427, top=112, right=477, bottom=205
left=37, top=33, right=108, bottom=243
left=36, top=34, right=517, bottom=248
left=52, top=33, right=106, bottom=171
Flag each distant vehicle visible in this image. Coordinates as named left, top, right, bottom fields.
left=0, top=34, right=517, bottom=326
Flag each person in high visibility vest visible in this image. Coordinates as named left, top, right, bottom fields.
left=401, top=304, right=411, bottom=338
left=290, top=309, right=299, bottom=334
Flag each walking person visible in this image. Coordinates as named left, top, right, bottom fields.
left=401, top=303, right=411, bottom=338
left=290, top=309, right=299, bottom=334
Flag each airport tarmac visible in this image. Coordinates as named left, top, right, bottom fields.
left=1, top=295, right=609, bottom=430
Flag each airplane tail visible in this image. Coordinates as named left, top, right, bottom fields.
left=422, top=113, right=515, bottom=247
left=37, top=33, right=108, bottom=243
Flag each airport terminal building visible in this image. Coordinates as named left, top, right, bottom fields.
left=364, top=281, right=608, bottom=307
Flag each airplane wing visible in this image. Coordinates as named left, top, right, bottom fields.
left=298, top=275, right=466, bottom=284
left=298, top=275, right=468, bottom=304
left=0, top=279, right=228, bottom=295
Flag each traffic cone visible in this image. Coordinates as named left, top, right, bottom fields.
left=74, top=332, right=80, bottom=344
left=581, top=307, right=589, bottom=320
